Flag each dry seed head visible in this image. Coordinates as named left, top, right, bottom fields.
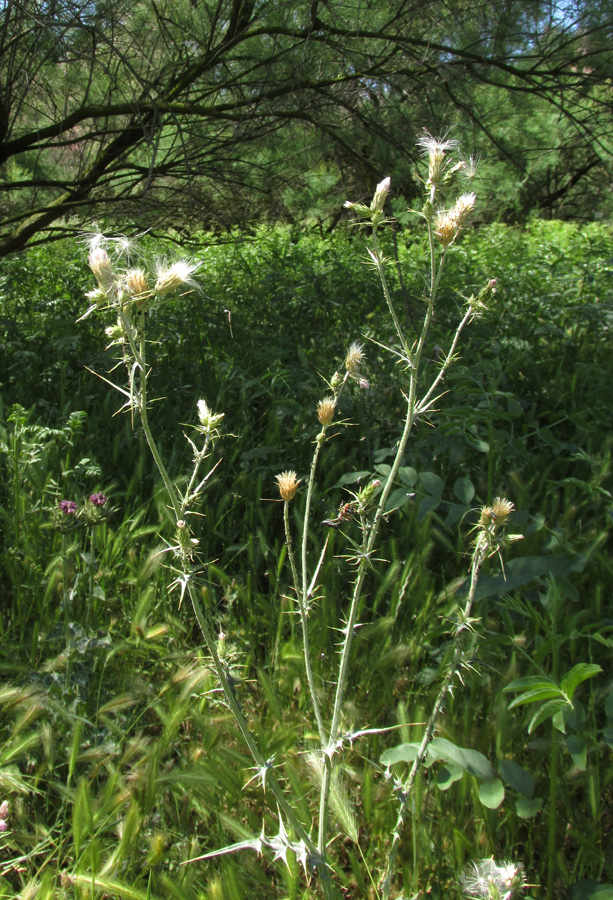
left=276, top=470, right=300, bottom=501
left=125, top=268, right=149, bottom=296
left=450, top=192, right=476, bottom=225
left=89, top=246, right=115, bottom=290
left=317, top=396, right=336, bottom=426
left=460, top=858, right=525, bottom=899
left=154, top=260, right=199, bottom=296
left=417, top=131, right=459, bottom=186
left=345, top=341, right=365, bottom=373
left=491, top=497, right=514, bottom=525
left=435, top=211, right=458, bottom=247
left=465, top=155, right=479, bottom=180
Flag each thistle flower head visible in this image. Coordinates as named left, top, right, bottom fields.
left=451, top=192, right=477, bottom=225
left=417, top=130, right=459, bottom=158
left=276, top=470, right=300, bottom=501
left=154, top=260, right=199, bottom=297
left=417, top=130, right=460, bottom=186
left=465, top=155, right=480, bottom=180
left=435, top=210, right=458, bottom=247
left=491, top=497, right=514, bottom=525
left=460, top=858, right=525, bottom=899
left=88, top=246, right=115, bottom=290
left=317, top=396, right=336, bottom=426
left=435, top=192, right=476, bottom=246
left=0, top=800, right=8, bottom=832
left=345, top=341, right=365, bottom=374
left=125, top=268, right=149, bottom=297
left=196, top=398, right=225, bottom=437
left=370, top=176, right=391, bottom=214
left=59, top=499, right=78, bottom=515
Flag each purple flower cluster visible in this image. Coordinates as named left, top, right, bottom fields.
left=58, top=500, right=78, bottom=515
left=0, top=800, right=8, bottom=832
left=89, top=492, right=108, bottom=507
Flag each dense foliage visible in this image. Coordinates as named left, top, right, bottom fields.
left=1, top=0, right=612, bottom=256
left=0, top=218, right=612, bottom=898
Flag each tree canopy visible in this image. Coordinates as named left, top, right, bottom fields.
left=1, top=0, right=612, bottom=256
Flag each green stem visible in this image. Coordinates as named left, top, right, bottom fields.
left=87, top=524, right=95, bottom=629
left=318, top=212, right=447, bottom=872
left=284, top=501, right=327, bottom=747
left=123, top=307, right=337, bottom=899
left=380, top=536, right=488, bottom=900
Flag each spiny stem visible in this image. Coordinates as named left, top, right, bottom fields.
left=284, top=500, right=327, bottom=748
left=380, top=537, right=488, bottom=900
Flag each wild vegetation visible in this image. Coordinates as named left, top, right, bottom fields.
left=1, top=130, right=613, bottom=899
left=1, top=0, right=612, bottom=257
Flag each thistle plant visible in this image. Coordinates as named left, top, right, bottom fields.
left=275, top=132, right=518, bottom=898
left=460, top=858, right=526, bottom=899
left=80, top=131, right=520, bottom=899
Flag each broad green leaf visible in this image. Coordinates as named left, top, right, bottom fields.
left=332, top=470, right=371, bottom=488
left=380, top=742, right=437, bottom=767
left=479, top=779, right=504, bottom=809
left=505, top=675, right=559, bottom=693
left=568, top=881, right=613, bottom=900
left=561, top=663, right=602, bottom=700
left=566, top=734, right=587, bottom=770
left=499, top=759, right=535, bottom=798
left=419, top=471, right=444, bottom=497
left=515, top=796, right=543, bottom=819
left=429, top=738, right=493, bottom=780
left=453, top=476, right=475, bottom=504
left=507, top=687, right=564, bottom=710
left=374, top=464, right=392, bottom=478
left=445, top=502, right=469, bottom=528
left=385, top=488, right=414, bottom=512
left=437, top=764, right=464, bottom=790
left=398, top=466, right=418, bottom=487
left=418, top=494, right=441, bottom=520
left=528, top=699, right=567, bottom=734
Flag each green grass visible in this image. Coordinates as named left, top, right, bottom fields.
left=0, top=219, right=612, bottom=898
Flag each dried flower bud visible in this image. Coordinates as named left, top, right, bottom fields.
left=435, top=211, right=457, bottom=247
left=479, top=497, right=514, bottom=531
left=154, top=261, right=199, bottom=297
left=345, top=341, right=365, bottom=374
left=89, top=247, right=115, bottom=290
left=370, top=176, right=391, bottom=214
left=435, top=192, right=476, bottom=247
left=491, top=497, right=514, bottom=525
left=125, top=268, right=148, bottom=297
left=417, top=131, right=460, bottom=187
left=450, top=192, right=476, bottom=226
left=276, top=470, right=300, bottom=501
left=317, top=396, right=336, bottom=426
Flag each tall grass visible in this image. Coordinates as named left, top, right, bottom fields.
left=0, top=162, right=612, bottom=898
